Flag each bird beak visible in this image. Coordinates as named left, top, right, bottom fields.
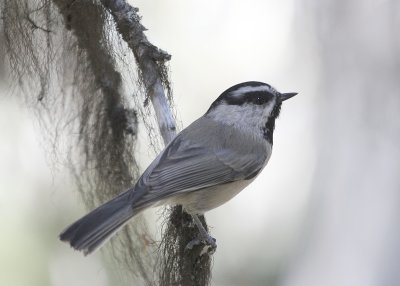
left=280, top=92, right=298, bottom=101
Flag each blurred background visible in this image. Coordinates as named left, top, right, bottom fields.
left=1, top=0, right=399, bottom=285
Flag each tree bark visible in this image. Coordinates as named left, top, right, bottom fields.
left=100, top=1, right=213, bottom=285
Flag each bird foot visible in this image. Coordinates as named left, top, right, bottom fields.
left=185, top=234, right=217, bottom=254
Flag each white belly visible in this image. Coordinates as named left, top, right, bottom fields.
left=169, top=179, right=254, bottom=214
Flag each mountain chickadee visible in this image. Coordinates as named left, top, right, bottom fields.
left=60, top=81, right=297, bottom=255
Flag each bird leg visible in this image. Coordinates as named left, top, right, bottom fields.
left=185, top=214, right=217, bottom=253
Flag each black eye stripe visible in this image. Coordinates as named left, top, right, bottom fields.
left=251, top=92, right=272, bottom=105
left=206, top=82, right=279, bottom=113
left=224, top=91, right=274, bottom=106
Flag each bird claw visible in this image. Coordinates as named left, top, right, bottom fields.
left=185, top=235, right=217, bottom=254
left=185, top=214, right=217, bottom=254
left=185, top=238, right=201, bottom=250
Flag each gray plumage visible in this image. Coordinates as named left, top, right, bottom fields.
left=60, top=81, right=297, bottom=255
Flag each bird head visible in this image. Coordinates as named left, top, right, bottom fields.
left=206, top=81, right=297, bottom=143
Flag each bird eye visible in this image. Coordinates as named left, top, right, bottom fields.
left=256, top=96, right=263, bottom=104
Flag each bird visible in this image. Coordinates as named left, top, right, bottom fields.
left=59, top=81, right=297, bottom=255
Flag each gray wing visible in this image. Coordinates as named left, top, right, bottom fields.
left=132, top=117, right=268, bottom=206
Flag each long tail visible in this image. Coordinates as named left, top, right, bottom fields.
left=59, top=190, right=144, bottom=255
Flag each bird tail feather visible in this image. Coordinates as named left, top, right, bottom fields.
left=59, top=190, right=143, bottom=255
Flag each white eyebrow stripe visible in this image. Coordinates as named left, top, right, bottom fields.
left=229, top=85, right=274, bottom=97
